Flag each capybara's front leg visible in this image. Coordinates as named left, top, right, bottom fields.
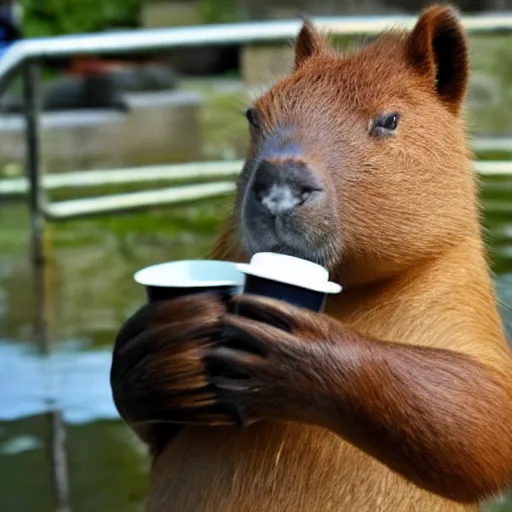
left=204, top=294, right=512, bottom=505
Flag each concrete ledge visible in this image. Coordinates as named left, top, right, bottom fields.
left=0, top=89, right=205, bottom=174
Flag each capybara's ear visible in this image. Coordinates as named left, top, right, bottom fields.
left=406, top=4, right=469, bottom=115
left=294, top=18, right=327, bottom=70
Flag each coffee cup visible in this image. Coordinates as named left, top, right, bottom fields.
left=236, top=252, right=342, bottom=312
left=133, top=259, right=246, bottom=303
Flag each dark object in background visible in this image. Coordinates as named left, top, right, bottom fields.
left=43, top=61, right=181, bottom=112
left=0, top=72, right=129, bottom=113
left=43, top=73, right=130, bottom=112
left=106, top=63, right=180, bottom=93
left=68, top=58, right=180, bottom=93
left=0, top=0, right=21, bottom=50
left=0, top=61, right=181, bottom=113
left=162, top=46, right=240, bottom=76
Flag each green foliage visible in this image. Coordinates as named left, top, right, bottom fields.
left=18, top=0, right=240, bottom=37
left=198, top=0, right=237, bottom=24
left=19, top=0, right=142, bottom=37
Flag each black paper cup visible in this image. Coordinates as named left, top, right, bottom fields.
left=236, top=252, right=342, bottom=312
left=133, top=260, right=245, bottom=303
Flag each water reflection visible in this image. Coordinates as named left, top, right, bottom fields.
left=0, top=341, right=117, bottom=424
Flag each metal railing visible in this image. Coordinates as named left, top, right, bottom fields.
left=1, top=12, right=512, bottom=266
left=2, top=12, right=512, bottom=88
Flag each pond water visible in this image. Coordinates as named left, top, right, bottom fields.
left=0, top=190, right=511, bottom=511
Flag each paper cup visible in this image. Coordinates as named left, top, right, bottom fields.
left=134, top=260, right=245, bottom=303
left=236, top=252, right=342, bottom=312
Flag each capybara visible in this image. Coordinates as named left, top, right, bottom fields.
left=110, top=5, right=512, bottom=511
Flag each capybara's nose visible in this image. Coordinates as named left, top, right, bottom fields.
left=251, top=159, right=324, bottom=216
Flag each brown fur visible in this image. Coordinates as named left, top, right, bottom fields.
left=110, top=5, right=512, bottom=511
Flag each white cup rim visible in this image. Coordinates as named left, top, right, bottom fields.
left=236, top=252, right=342, bottom=294
left=134, top=260, right=246, bottom=288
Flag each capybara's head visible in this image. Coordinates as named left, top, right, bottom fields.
left=234, top=5, right=480, bottom=286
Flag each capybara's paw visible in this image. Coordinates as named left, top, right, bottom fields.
left=113, top=292, right=226, bottom=356
left=202, top=300, right=334, bottom=427
left=110, top=293, right=235, bottom=427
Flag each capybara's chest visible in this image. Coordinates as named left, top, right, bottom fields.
left=146, top=421, right=477, bottom=512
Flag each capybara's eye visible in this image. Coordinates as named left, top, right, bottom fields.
left=371, top=112, right=400, bottom=136
left=245, top=108, right=260, bottom=130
